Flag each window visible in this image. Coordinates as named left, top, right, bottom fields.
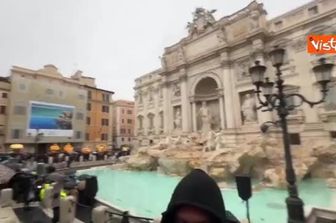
left=101, top=133, right=108, bottom=141
left=289, top=133, right=301, bottom=145
left=14, top=106, right=26, bottom=115
left=12, top=129, right=20, bottom=139
left=19, top=83, right=26, bottom=91
left=308, top=6, right=318, bottom=16
left=102, top=105, right=109, bottom=113
left=76, top=131, right=82, bottom=139
left=122, top=119, right=124, bottom=124
left=127, top=119, right=132, bottom=124
left=101, top=119, right=109, bottom=126
left=78, top=94, right=85, bottom=100
left=274, top=21, right=283, bottom=29
left=102, top=94, right=109, bottom=102
left=2, top=93, right=7, bottom=98
left=330, top=131, right=336, bottom=139
left=121, top=137, right=124, bottom=142
left=0, top=106, right=6, bottom=114
left=88, top=91, right=92, bottom=100
left=85, top=133, right=89, bottom=140
left=76, top=112, right=84, bottom=120
left=46, top=89, right=54, bottom=95
left=128, top=129, right=131, bottom=134
left=120, top=128, right=126, bottom=134
left=86, top=117, right=91, bottom=125
left=128, top=137, right=131, bottom=142
left=87, top=103, right=91, bottom=111
left=122, top=109, right=125, bottom=114
left=127, top=110, right=132, bottom=115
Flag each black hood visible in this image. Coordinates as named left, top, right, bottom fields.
left=161, top=169, right=239, bottom=223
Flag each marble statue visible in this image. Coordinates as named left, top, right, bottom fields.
left=174, top=108, right=182, bottom=129
left=187, top=8, right=217, bottom=36
left=173, top=83, right=181, bottom=97
left=249, top=10, right=260, bottom=30
left=204, top=131, right=216, bottom=152
left=215, top=131, right=225, bottom=150
left=241, top=93, right=257, bottom=123
left=199, top=101, right=212, bottom=133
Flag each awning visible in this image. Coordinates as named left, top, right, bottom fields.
left=81, top=147, right=92, bottom=154
left=96, top=144, right=107, bottom=153
left=49, top=144, right=61, bottom=153
left=63, top=143, right=74, bottom=154
left=9, top=144, right=24, bottom=150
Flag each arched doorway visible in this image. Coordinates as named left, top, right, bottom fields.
left=193, top=77, right=221, bottom=132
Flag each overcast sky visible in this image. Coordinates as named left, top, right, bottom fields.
left=0, top=0, right=311, bottom=100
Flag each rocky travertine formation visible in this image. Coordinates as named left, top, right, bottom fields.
left=123, top=133, right=336, bottom=189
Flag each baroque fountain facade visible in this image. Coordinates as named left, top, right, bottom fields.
left=130, top=0, right=336, bottom=188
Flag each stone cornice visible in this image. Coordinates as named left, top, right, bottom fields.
left=268, top=8, right=336, bottom=39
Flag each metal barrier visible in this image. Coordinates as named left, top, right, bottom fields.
left=92, top=206, right=154, bottom=223
left=105, top=211, right=153, bottom=223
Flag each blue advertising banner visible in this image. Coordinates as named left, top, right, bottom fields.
left=27, top=101, right=75, bottom=137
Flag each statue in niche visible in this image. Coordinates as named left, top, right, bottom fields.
left=174, top=108, right=182, bottom=129
left=241, top=93, right=257, bottom=123
left=173, top=82, right=181, bottom=97
left=199, top=101, right=212, bottom=133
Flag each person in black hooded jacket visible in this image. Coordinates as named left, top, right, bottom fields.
left=161, top=169, right=239, bottom=223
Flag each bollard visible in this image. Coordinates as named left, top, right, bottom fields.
left=40, top=185, right=54, bottom=209
left=92, top=155, right=96, bottom=161
left=104, top=155, right=107, bottom=160
left=36, top=163, right=46, bottom=176
left=60, top=195, right=76, bottom=223
left=0, top=188, right=14, bottom=207
left=79, top=155, right=83, bottom=163
left=92, top=205, right=109, bottom=223
left=48, top=156, right=53, bottom=164
left=65, top=156, right=69, bottom=162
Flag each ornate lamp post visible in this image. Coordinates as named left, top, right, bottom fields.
left=249, top=47, right=334, bottom=223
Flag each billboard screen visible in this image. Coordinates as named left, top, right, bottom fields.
left=27, top=101, right=74, bottom=137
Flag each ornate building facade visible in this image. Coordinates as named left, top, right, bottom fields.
left=134, top=0, right=336, bottom=146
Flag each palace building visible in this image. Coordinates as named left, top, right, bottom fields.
left=134, top=0, right=336, bottom=146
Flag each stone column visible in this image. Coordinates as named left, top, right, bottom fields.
left=180, top=70, right=189, bottom=132
left=162, top=80, right=170, bottom=134
left=191, top=100, right=197, bottom=132
left=218, top=94, right=226, bottom=129
left=221, top=52, right=236, bottom=129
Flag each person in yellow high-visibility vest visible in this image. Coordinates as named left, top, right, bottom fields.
left=39, top=183, right=67, bottom=201
left=45, top=166, right=66, bottom=223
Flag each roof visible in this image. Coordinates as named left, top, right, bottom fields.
left=83, top=85, right=115, bottom=94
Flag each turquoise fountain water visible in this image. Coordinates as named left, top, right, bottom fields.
left=80, top=168, right=335, bottom=223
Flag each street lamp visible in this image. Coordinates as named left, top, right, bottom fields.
left=249, top=47, right=334, bottom=223
left=34, top=129, right=44, bottom=155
